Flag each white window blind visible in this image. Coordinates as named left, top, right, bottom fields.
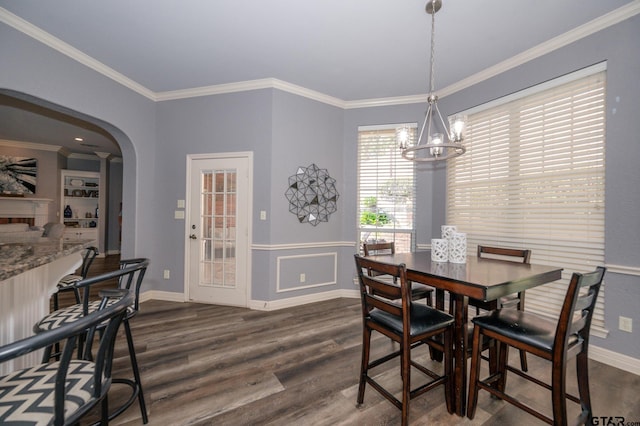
left=357, top=125, right=417, bottom=253
left=446, top=67, right=606, bottom=332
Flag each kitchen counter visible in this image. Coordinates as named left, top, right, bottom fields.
left=0, top=238, right=89, bottom=375
left=0, top=238, right=89, bottom=281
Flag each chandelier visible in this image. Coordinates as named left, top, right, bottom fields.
left=400, top=0, right=466, bottom=162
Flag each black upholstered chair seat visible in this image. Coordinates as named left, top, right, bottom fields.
left=472, top=309, right=579, bottom=353
left=370, top=304, right=454, bottom=336
left=0, top=360, right=102, bottom=424
left=35, top=299, right=133, bottom=332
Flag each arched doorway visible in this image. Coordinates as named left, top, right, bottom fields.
left=0, top=89, right=134, bottom=255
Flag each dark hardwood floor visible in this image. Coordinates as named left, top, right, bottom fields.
left=68, top=256, right=639, bottom=425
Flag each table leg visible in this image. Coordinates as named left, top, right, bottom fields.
left=452, top=293, right=469, bottom=416
left=429, top=289, right=446, bottom=362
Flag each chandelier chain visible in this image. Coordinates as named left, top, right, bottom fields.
left=429, top=0, right=436, bottom=95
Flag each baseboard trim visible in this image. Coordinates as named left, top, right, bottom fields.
left=139, top=290, right=185, bottom=303
left=589, top=345, right=640, bottom=375
left=248, top=289, right=359, bottom=311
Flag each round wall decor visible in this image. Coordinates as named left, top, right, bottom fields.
left=285, top=163, right=339, bottom=226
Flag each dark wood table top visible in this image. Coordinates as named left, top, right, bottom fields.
left=369, top=251, right=562, bottom=301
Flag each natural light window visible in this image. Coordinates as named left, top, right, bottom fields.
left=357, top=124, right=417, bottom=253
left=446, top=63, right=607, bottom=333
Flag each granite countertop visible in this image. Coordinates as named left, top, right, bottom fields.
left=0, top=238, right=90, bottom=281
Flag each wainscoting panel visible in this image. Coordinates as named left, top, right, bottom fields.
left=276, top=252, right=337, bottom=293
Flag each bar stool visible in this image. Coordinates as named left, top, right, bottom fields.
left=1, top=291, right=132, bottom=425
left=34, top=258, right=151, bottom=424
left=53, top=246, right=99, bottom=310
left=362, top=241, right=434, bottom=306
left=467, top=267, right=605, bottom=425
left=354, top=254, right=454, bottom=426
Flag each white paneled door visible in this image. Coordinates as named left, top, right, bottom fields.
left=187, top=154, right=251, bottom=307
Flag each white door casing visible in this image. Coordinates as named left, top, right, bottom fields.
left=185, top=153, right=252, bottom=307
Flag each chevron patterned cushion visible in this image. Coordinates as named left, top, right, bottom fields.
left=35, top=300, right=132, bottom=332
left=0, top=360, right=97, bottom=424
left=57, top=274, right=82, bottom=289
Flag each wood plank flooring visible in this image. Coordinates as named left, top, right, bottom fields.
left=69, top=256, right=639, bottom=425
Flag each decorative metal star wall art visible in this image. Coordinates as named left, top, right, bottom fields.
left=285, top=163, right=339, bottom=226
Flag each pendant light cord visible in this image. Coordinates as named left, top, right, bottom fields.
left=429, top=0, right=436, bottom=95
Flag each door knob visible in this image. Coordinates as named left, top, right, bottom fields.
left=189, top=234, right=197, bottom=239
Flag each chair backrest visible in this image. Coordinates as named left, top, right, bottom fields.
left=354, top=254, right=410, bottom=325
left=77, top=258, right=150, bottom=315
left=477, top=245, right=531, bottom=264
left=0, top=291, right=133, bottom=425
left=80, top=246, right=99, bottom=278
left=362, top=241, right=395, bottom=257
left=117, top=258, right=150, bottom=313
left=555, top=267, right=605, bottom=358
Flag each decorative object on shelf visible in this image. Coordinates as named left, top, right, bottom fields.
left=0, top=156, right=37, bottom=195
left=89, top=221, right=97, bottom=228
left=449, top=232, right=467, bottom=263
left=69, top=179, right=84, bottom=187
left=285, top=163, right=339, bottom=226
left=399, top=0, right=466, bottom=162
left=64, top=205, right=72, bottom=219
left=431, top=238, right=448, bottom=262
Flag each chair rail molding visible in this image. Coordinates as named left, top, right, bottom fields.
left=252, top=241, right=356, bottom=250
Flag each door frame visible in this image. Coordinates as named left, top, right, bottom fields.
left=183, top=151, right=253, bottom=305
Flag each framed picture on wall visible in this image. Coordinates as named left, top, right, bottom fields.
left=0, top=155, right=37, bottom=196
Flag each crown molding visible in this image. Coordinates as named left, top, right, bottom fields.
left=2, top=2, right=639, bottom=109
left=0, top=7, right=156, bottom=101
left=430, top=0, right=640, bottom=102
left=0, top=138, right=63, bottom=153
left=155, top=78, right=346, bottom=108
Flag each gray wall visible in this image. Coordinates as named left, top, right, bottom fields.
left=1, top=21, right=159, bottom=289
left=1, top=13, right=637, bottom=358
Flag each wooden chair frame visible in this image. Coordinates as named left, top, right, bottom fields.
left=362, top=241, right=434, bottom=306
left=467, top=267, right=606, bottom=425
left=355, top=254, right=454, bottom=426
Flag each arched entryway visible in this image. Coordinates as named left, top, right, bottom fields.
left=0, top=89, right=136, bottom=255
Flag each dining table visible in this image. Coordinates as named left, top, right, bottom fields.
left=368, top=250, right=562, bottom=416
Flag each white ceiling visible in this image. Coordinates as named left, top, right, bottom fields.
left=0, top=0, right=637, bottom=156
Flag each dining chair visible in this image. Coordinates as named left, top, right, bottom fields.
left=34, top=258, right=151, bottom=424
left=467, top=266, right=606, bottom=425
left=354, top=254, right=454, bottom=426
left=53, top=246, right=99, bottom=310
left=0, top=290, right=132, bottom=426
left=362, top=241, right=434, bottom=306
left=474, top=245, right=531, bottom=371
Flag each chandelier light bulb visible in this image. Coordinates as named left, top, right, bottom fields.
left=449, top=115, right=467, bottom=142
left=396, top=126, right=410, bottom=150
left=429, top=133, right=444, bottom=156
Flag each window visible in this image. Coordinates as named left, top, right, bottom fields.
left=357, top=124, right=416, bottom=253
left=447, top=64, right=607, bottom=333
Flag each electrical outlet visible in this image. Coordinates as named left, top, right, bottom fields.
left=619, top=316, right=633, bottom=333
left=260, top=210, right=267, bottom=220
left=299, top=273, right=306, bottom=283
left=163, top=269, right=170, bottom=280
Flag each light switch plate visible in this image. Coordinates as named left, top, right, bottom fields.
left=177, top=199, right=185, bottom=208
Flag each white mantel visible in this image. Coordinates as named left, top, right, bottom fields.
left=0, top=197, right=53, bottom=226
